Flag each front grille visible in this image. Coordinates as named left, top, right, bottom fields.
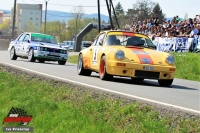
left=135, top=70, right=160, bottom=79
left=47, top=48, right=60, bottom=53
left=47, top=55, right=60, bottom=57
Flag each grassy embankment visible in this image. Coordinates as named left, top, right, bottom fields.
left=67, top=53, right=200, bottom=82
left=0, top=67, right=200, bottom=133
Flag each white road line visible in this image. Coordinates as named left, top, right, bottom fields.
left=0, top=61, right=200, bottom=114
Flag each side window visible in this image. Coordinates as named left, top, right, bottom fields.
left=92, top=38, right=98, bottom=46
left=23, top=34, right=30, bottom=42
left=18, top=34, right=26, bottom=42
left=96, top=33, right=105, bottom=46
left=16, top=34, right=24, bottom=41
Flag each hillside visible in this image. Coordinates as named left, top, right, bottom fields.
left=0, top=9, right=109, bottom=22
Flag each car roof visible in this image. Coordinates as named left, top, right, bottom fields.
left=100, top=30, right=148, bottom=37
left=23, top=32, right=52, bottom=36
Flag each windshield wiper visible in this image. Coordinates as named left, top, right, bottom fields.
left=125, top=45, right=144, bottom=49
left=142, top=45, right=156, bottom=49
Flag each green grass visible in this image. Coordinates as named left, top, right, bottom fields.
left=67, top=55, right=78, bottom=64
left=0, top=67, right=200, bottom=133
left=67, top=53, right=200, bottom=82
left=172, top=53, right=200, bottom=82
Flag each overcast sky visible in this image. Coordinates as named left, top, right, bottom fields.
left=1, top=0, right=199, bottom=18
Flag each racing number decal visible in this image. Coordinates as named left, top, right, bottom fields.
left=92, top=47, right=99, bottom=65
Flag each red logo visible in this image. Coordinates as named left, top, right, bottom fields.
left=3, top=107, right=32, bottom=126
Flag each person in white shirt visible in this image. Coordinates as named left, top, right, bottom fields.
left=196, top=15, right=200, bottom=23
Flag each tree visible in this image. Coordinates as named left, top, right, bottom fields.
left=132, top=0, right=156, bottom=21
left=40, top=21, right=67, bottom=42
left=24, top=20, right=38, bottom=32
left=152, top=3, right=165, bottom=23
left=112, top=2, right=124, bottom=28
left=0, top=19, right=11, bottom=33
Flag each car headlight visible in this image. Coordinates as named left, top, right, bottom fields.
left=166, top=55, right=175, bottom=64
left=115, top=50, right=125, bottom=60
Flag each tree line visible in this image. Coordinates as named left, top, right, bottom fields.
left=0, top=0, right=165, bottom=42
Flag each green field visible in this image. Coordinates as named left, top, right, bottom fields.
left=67, top=53, right=200, bottom=82
left=0, top=67, right=200, bottom=133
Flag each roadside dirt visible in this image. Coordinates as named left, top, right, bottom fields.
left=0, top=39, right=10, bottom=51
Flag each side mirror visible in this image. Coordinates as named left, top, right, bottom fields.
left=28, top=40, right=31, bottom=43
left=99, top=39, right=103, bottom=46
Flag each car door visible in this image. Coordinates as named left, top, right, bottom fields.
left=15, top=34, right=26, bottom=55
left=21, top=34, right=30, bottom=56
left=90, top=33, right=105, bottom=70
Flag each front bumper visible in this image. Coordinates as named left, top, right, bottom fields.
left=106, top=60, right=175, bottom=80
left=34, top=50, right=68, bottom=61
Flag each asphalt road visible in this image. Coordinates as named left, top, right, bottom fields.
left=0, top=49, right=199, bottom=114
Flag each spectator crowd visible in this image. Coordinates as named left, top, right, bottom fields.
left=124, top=14, right=200, bottom=38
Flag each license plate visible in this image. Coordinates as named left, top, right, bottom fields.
left=49, top=52, right=59, bottom=56
left=143, top=66, right=154, bottom=70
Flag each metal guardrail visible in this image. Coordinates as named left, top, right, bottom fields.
left=0, top=35, right=12, bottom=40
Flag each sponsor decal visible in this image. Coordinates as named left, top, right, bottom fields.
left=141, top=58, right=151, bottom=64
left=129, top=48, right=154, bottom=64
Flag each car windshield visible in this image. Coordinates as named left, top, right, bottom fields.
left=105, top=32, right=156, bottom=49
left=31, top=33, right=57, bottom=44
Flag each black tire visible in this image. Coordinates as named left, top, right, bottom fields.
left=28, top=48, right=36, bottom=62
left=77, top=54, right=92, bottom=76
left=58, top=61, right=66, bottom=65
left=38, top=59, right=45, bottom=63
left=131, top=77, right=144, bottom=82
left=99, top=56, right=113, bottom=80
left=158, top=79, right=173, bottom=86
left=10, top=47, right=17, bottom=60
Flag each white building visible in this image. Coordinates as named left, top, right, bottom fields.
left=12, top=4, right=43, bottom=34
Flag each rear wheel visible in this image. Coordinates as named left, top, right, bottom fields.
left=77, top=54, right=92, bottom=76
left=158, top=79, right=173, bottom=86
left=58, top=61, right=66, bottom=65
left=10, top=47, right=17, bottom=60
left=99, top=56, right=113, bottom=80
left=28, top=48, right=36, bottom=62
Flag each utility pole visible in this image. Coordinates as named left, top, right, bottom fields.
left=44, top=0, right=49, bottom=34
left=12, top=0, right=17, bottom=39
left=97, top=0, right=101, bottom=33
left=74, top=14, right=78, bottom=51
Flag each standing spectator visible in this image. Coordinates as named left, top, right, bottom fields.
left=190, top=25, right=198, bottom=37
left=167, top=20, right=172, bottom=28
left=196, top=15, right=200, bottom=23
left=153, top=14, right=159, bottom=26
left=147, top=19, right=152, bottom=27
left=197, top=24, right=200, bottom=35
left=176, top=15, right=181, bottom=22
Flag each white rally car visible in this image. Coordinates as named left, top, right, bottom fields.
left=8, top=32, right=68, bottom=65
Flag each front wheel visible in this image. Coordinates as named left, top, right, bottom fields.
left=99, top=56, right=113, bottom=80
left=28, top=48, right=36, bottom=62
left=10, top=47, right=17, bottom=60
left=77, top=54, right=92, bottom=76
left=58, top=61, right=66, bottom=65
left=158, top=79, right=173, bottom=86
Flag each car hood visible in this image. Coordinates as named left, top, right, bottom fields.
left=30, top=42, right=67, bottom=50
left=110, top=46, right=171, bottom=66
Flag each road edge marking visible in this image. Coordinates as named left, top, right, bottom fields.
left=0, top=61, right=199, bottom=114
